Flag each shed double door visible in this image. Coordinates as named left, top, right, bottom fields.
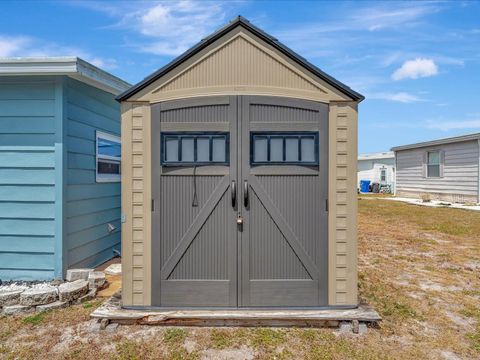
left=152, top=96, right=328, bottom=308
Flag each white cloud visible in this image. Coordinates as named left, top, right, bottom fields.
left=76, top=0, right=233, bottom=56
left=0, top=35, right=32, bottom=57
left=0, top=34, right=116, bottom=69
left=132, top=1, right=228, bottom=55
left=279, top=1, right=439, bottom=40
left=88, top=57, right=118, bottom=69
left=392, top=58, right=438, bottom=80
left=425, top=119, right=480, bottom=131
left=352, top=3, right=440, bottom=32
left=368, top=91, right=424, bottom=103
left=374, top=118, right=480, bottom=131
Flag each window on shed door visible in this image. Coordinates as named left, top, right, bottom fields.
left=96, top=131, right=121, bottom=182
left=250, top=132, right=318, bottom=165
left=161, top=132, right=229, bottom=166
left=427, top=151, right=440, bottom=178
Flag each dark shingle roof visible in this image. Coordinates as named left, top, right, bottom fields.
left=116, top=16, right=364, bottom=102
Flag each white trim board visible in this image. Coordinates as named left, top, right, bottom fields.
left=0, top=57, right=130, bottom=95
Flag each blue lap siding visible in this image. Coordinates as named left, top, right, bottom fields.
left=0, top=76, right=57, bottom=280
left=65, top=78, right=121, bottom=270
left=0, top=75, right=121, bottom=281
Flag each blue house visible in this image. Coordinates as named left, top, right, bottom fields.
left=0, top=58, right=130, bottom=280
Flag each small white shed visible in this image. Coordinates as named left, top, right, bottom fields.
left=357, top=152, right=395, bottom=192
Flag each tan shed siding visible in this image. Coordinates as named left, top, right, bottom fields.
left=132, top=29, right=349, bottom=104
left=396, top=140, right=479, bottom=196
left=121, top=102, right=151, bottom=306
left=328, top=102, right=358, bottom=306
left=159, top=35, right=320, bottom=93
left=120, top=24, right=361, bottom=307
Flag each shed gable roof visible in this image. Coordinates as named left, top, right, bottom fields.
left=117, top=16, right=364, bottom=102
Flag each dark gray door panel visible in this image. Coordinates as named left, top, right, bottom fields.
left=151, top=95, right=328, bottom=308
left=240, top=96, right=328, bottom=307
left=151, top=96, right=238, bottom=307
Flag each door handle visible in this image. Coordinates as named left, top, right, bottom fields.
left=231, top=180, right=236, bottom=208
left=244, top=180, right=249, bottom=207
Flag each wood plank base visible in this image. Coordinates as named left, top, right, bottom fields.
left=91, top=292, right=381, bottom=327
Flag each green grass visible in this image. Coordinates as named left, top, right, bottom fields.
left=359, top=198, right=480, bottom=237
left=21, top=312, right=46, bottom=326
left=460, top=305, right=480, bottom=352
left=209, top=329, right=235, bottom=349
left=115, top=340, right=140, bottom=360
left=466, top=330, right=480, bottom=352
left=250, top=328, right=286, bottom=349
left=82, top=302, right=94, bottom=309
left=163, top=328, right=187, bottom=345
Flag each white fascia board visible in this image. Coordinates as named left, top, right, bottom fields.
left=358, top=151, right=394, bottom=161
left=0, top=57, right=130, bottom=95
left=391, top=133, right=480, bottom=152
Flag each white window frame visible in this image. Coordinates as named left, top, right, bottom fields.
left=426, top=150, right=441, bottom=178
left=96, top=130, right=121, bottom=183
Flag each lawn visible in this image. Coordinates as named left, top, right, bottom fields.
left=1, top=198, right=479, bottom=360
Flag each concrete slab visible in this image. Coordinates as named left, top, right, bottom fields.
left=382, top=197, right=480, bottom=212
left=91, top=293, right=381, bottom=327
left=3, top=304, right=34, bottom=315
left=88, top=271, right=106, bottom=290
left=0, top=290, right=23, bottom=307
left=66, top=269, right=94, bottom=282
left=104, top=264, right=121, bottom=276
left=59, top=279, right=88, bottom=302
left=20, top=286, right=58, bottom=306
left=36, top=301, right=68, bottom=312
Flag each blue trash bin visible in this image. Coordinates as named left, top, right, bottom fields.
left=360, top=180, right=371, bottom=193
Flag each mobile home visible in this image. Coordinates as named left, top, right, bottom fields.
left=392, top=133, right=480, bottom=203
left=0, top=58, right=130, bottom=280
left=357, top=151, right=395, bottom=192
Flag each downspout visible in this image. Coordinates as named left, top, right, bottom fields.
left=54, top=76, right=67, bottom=279
left=394, top=151, right=397, bottom=196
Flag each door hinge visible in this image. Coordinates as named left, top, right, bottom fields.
left=151, top=199, right=155, bottom=212
left=325, top=198, right=329, bottom=212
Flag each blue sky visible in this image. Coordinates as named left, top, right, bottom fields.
left=1, top=0, right=479, bottom=153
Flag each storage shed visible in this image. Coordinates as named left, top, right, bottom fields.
left=0, top=57, right=130, bottom=280
left=118, top=17, right=363, bottom=308
left=392, top=132, right=480, bottom=203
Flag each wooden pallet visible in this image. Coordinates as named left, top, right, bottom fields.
left=91, top=292, right=381, bottom=328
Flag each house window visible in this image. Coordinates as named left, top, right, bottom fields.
left=380, top=169, right=386, bottom=182
left=250, top=132, right=319, bottom=165
left=161, top=132, right=229, bottom=166
left=427, top=151, right=440, bottom=178
left=96, top=131, right=121, bottom=182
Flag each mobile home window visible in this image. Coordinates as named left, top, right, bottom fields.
left=96, top=131, right=121, bottom=182
left=250, top=132, right=318, bottom=165
left=161, top=132, right=229, bottom=166
left=427, top=151, right=440, bottom=178
left=380, top=169, right=386, bottom=182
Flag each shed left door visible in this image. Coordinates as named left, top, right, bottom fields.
left=151, top=96, right=238, bottom=307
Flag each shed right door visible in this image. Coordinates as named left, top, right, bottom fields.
left=239, top=96, right=329, bottom=307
